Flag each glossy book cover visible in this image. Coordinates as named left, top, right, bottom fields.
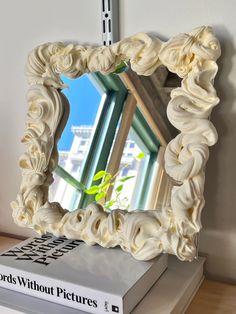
left=0, top=234, right=167, bottom=314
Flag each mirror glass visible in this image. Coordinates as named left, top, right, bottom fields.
left=49, top=68, right=178, bottom=212
left=110, top=130, right=150, bottom=210
left=49, top=74, right=105, bottom=209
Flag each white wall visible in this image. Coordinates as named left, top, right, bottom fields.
left=0, top=0, right=235, bottom=282
left=0, top=0, right=101, bottom=238
left=119, top=0, right=236, bottom=283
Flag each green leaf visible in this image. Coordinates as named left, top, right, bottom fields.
left=85, top=185, right=99, bottom=195
left=136, top=152, right=145, bottom=159
left=92, top=171, right=107, bottom=181
left=95, top=192, right=105, bottom=201
left=104, top=173, right=112, bottom=182
left=113, top=61, right=129, bottom=74
left=119, top=176, right=135, bottom=182
left=116, top=185, right=123, bottom=192
left=105, top=200, right=115, bottom=208
left=99, top=181, right=110, bottom=189
left=101, top=183, right=111, bottom=192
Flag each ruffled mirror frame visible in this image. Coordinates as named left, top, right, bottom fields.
left=11, top=26, right=221, bottom=261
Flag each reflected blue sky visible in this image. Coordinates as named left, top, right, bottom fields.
left=58, top=75, right=101, bottom=150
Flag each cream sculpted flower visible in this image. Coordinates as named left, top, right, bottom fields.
left=159, top=30, right=204, bottom=78
left=51, top=44, right=76, bottom=74
left=86, top=46, right=117, bottom=73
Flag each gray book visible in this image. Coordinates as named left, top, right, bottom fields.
left=0, top=234, right=168, bottom=314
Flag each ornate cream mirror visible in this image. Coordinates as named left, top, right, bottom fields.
left=11, top=26, right=220, bottom=261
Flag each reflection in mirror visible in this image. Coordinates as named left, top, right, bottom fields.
left=110, top=131, right=150, bottom=211
left=49, top=74, right=105, bottom=210
left=49, top=67, right=179, bottom=213
left=109, top=107, right=160, bottom=211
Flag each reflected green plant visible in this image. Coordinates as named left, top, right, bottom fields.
left=85, top=152, right=145, bottom=210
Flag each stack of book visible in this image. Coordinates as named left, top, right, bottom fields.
left=0, top=234, right=168, bottom=314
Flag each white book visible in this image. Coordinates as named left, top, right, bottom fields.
left=0, top=234, right=167, bottom=314
left=0, top=255, right=205, bottom=314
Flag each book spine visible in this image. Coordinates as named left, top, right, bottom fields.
left=0, top=264, right=123, bottom=314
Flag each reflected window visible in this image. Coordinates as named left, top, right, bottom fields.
left=71, top=162, right=80, bottom=173
left=110, top=130, right=150, bottom=210
left=108, top=108, right=159, bottom=210
left=58, top=74, right=104, bottom=181
left=49, top=70, right=163, bottom=213
left=49, top=74, right=105, bottom=210
left=49, top=72, right=127, bottom=211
